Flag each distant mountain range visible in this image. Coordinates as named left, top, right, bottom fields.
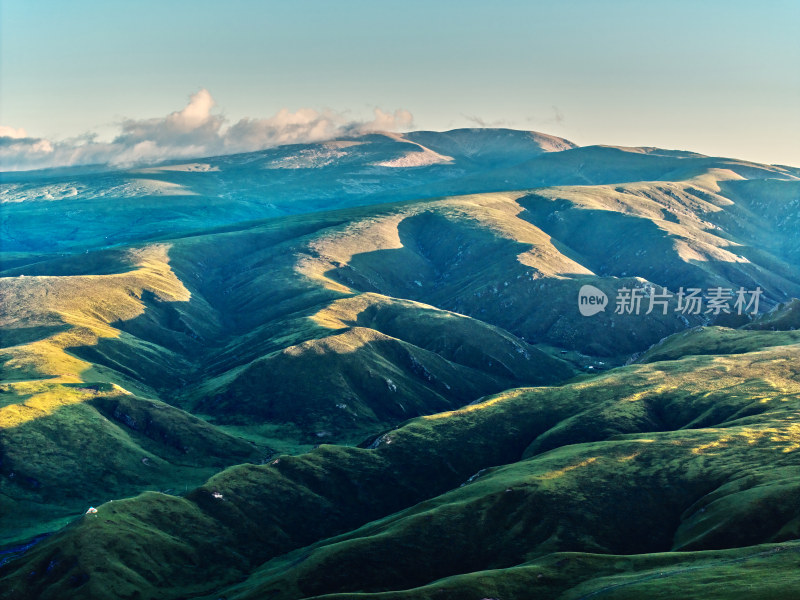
left=2, top=129, right=800, bottom=599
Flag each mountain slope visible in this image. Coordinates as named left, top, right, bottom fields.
left=2, top=332, right=800, bottom=599
left=2, top=129, right=800, bottom=599
left=0, top=128, right=576, bottom=255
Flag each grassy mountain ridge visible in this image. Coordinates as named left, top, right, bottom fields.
left=0, top=381, right=261, bottom=543
left=2, top=333, right=799, bottom=598
left=3, top=128, right=797, bottom=258
left=2, top=156, right=798, bottom=538
left=2, top=129, right=800, bottom=598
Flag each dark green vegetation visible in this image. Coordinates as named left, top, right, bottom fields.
left=1, top=129, right=800, bottom=598
left=4, top=341, right=800, bottom=599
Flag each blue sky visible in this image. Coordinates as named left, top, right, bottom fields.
left=1, top=0, right=799, bottom=168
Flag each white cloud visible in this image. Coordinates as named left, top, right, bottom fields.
left=363, top=108, right=414, bottom=132
left=223, top=107, right=345, bottom=152
left=0, top=89, right=415, bottom=171
left=0, top=125, right=28, bottom=139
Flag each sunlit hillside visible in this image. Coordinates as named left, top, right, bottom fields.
left=1, top=129, right=800, bottom=599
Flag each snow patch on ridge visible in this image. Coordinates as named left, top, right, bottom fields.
left=373, top=132, right=454, bottom=168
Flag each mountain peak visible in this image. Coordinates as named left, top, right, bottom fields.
left=401, top=127, right=577, bottom=165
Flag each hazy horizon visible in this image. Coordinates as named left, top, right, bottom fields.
left=2, top=0, right=799, bottom=170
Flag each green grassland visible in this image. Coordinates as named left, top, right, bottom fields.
left=220, top=544, right=800, bottom=600
left=2, top=337, right=800, bottom=598
left=2, top=131, right=800, bottom=598
left=0, top=381, right=262, bottom=544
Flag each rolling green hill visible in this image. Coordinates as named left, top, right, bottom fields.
left=3, top=333, right=800, bottom=599
left=1, top=129, right=800, bottom=599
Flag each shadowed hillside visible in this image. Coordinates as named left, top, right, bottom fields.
left=1, top=129, right=800, bottom=598
left=3, top=333, right=800, bottom=599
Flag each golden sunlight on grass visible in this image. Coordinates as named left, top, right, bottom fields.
left=297, top=212, right=407, bottom=293
left=527, top=173, right=758, bottom=265
left=0, top=382, right=128, bottom=429
left=692, top=422, right=800, bottom=455
left=295, top=190, right=601, bottom=294
left=0, top=244, right=190, bottom=422
left=536, top=457, right=598, bottom=480
left=308, top=294, right=376, bottom=330
left=423, top=388, right=531, bottom=420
